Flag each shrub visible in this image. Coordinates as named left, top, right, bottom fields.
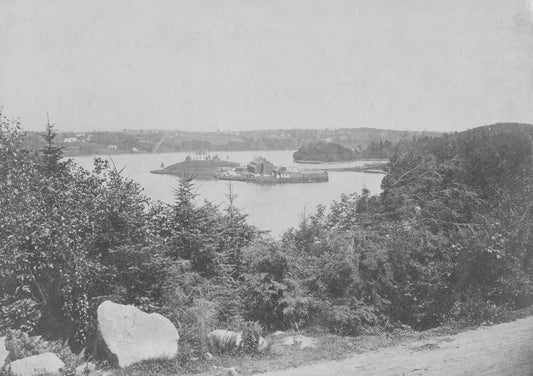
left=3, top=329, right=83, bottom=369
left=446, top=294, right=507, bottom=327
left=4, top=329, right=49, bottom=362
left=241, top=240, right=304, bottom=330
left=241, top=321, right=264, bottom=355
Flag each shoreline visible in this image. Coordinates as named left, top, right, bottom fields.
left=66, top=149, right=299, bottom=159
left=67, top=150, right=389, bottom=163
left=216, top=174, right=329, bottom=184
left=293, top=158, right=387, bottom=164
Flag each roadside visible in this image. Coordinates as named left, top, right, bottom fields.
left=255, top=316, right=533, bottom=376
left=97, top=309, right=533, bottom=376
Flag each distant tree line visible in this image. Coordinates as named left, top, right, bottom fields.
left=293, top=142, right=356, bottom=162
left=21, top=128, right=438, bottom=157
left=293, top=140, right=396, bottom=162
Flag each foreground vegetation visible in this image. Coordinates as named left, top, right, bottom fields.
left=1, top=112, right=532, bottom=371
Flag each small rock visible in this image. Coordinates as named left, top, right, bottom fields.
left=295, top=335, right=317, bottom=349
left=282, top=337, right=295, bottom=346
left=0, top=336, right=8, bottom=367
left=226, top=366, right=238, bottom=376
left=8, top=352, right=65, bottom=376
left=75, top=361, right=97, bottom=375
left=207, top=330, right=242, bottom=353
left=408, top=340, right=439, bottom=351
left=258, top=336, right=268, bottom=352
left=214, top=365, right=239, bottom=376
left=99, top=370, right=114, bottom=376
left=271, top=331, right=285, bottom=336
left=281, top=335, right=317, bottom=349
left=93, top=370, right=113, bottom=376
left=205, top=352, right=214, bottom=360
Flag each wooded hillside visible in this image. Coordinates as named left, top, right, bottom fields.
left=1, top=114, right=531, bottom=365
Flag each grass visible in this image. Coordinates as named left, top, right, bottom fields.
left=104, top=329, right=425, bottom=376
left=103, top=306, right=533, bottom=376
left=6, top=307, right=532, bottom=376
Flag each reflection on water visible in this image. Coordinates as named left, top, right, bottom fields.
left=71, top=150, right=385, bottom=238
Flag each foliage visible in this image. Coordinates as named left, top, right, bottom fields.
left=0, top=133, right=154, bottom=347
left=293, top=142, right=355, bottom=162
left=1, top=110, right=532, bottom=363
left=361, top=140, right=394, bottom=159
left=281, top=124, right=533, bottom=332
left=4, top=329, right=50, bottom=362
left=0, top=111, right=261, bottom=356
left=241, top=321, right=264, bottom=355
left=3, top=329, right=83, bottom=370
left=241, top=240, right=312, bottom=330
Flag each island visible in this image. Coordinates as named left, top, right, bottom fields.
left=293, top=142, right=356, bottom=163
left=150, top=153, right=239, bottom=179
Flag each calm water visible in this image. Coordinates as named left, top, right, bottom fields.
left=71, top=150, right=385, bottom=237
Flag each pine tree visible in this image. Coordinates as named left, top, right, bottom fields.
left=173, top=173, right=197, bottom=228
left=223, top=181, right=255, bottom=279
left=39, top=116, right=65, bottom=175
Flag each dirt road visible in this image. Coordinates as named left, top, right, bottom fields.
left=257, top=317, right=533, bottom=376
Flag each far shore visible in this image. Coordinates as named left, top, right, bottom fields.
left=293, top=158, right=389, bottom=164
left=65, top=148, right=299, bottom=159
left=67, top=150, right=391, bottom=163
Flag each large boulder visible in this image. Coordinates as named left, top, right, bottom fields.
left=97, top=300, right=179, bottom=368
left=0, top=336, right=8, bottom=367
left=8, top=352, right=65, bottom=376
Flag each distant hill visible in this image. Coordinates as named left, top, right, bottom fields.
left=452, top=123, right=533, bottom=197
left=293, top=142, right=356, bottom=162
left=21, top=127, right=441, bottom=157
left=456, top=122, right=533, bottom=140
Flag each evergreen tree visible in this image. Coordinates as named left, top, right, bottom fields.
left=223, top=182, right=255, bottom=279
left=173, top=173, right=197, bottom=228
left=39, top=116, right=65, bottom=175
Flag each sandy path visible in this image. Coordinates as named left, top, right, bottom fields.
left=256, top=317, right=533, bottom=376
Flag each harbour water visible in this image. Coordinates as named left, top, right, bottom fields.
left=71, top=150, right=385, bottom=237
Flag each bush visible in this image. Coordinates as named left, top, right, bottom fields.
left=241, top=321, right=264, bottom=355
left=241, top=240, right=304, bottom=330
left=446, top=295, right=507, bottom=327
left=4, top=329, right=49, bottom=362
left=3, top=329, right=84, bottom=370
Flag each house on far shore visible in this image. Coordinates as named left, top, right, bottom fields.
left=247, top=157, right=275, bottom=175
left=63, top=137, right=79, bottom=144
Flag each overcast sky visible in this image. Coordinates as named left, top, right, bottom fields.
left=1, top=0, right=533, bottom=133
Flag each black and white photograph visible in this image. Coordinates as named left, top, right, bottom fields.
left=1, top=0, right=532, bottom=375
